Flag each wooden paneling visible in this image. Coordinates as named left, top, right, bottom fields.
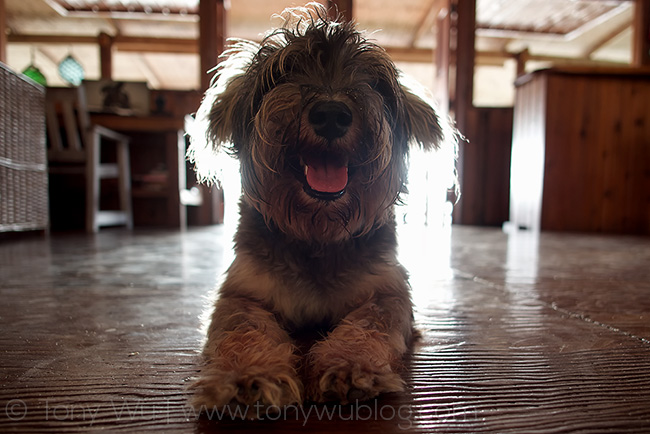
left=510, top=68, right=650, bottom=235
left=457, top=107, right=514, bottom=226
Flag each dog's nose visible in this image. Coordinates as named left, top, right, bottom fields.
left=308, top=101, right=353, bottom=141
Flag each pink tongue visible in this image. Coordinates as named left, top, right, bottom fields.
left=305, top=157, right=348, bottom=193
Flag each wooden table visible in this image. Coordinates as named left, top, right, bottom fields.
left=91, top=113, right=189, bottom=228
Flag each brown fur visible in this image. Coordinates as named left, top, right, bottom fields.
left=189, top=4, right=449, bottom=417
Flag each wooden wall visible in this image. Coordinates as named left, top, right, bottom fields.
left=456, top=107, right=514, bottom=226
left=510, top=68, right=650, bottom=235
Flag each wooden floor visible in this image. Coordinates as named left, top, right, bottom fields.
left=1, top=224, right=649, bottom=433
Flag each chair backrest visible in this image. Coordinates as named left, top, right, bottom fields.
left=45, top=86, right=91, bottom=163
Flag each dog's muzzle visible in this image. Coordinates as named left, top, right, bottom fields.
left=300, top=101, right=353, bottom=201
left=308, top=101, right=352, bottom=141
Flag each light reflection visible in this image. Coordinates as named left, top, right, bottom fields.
left=397, top=142, right=457, bottom=311
left=504, top=227, right=540, bottom=286
left=398, top=221, right=454, bottom=311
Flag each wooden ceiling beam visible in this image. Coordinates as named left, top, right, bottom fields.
left=7, top=36, right=629, bottom=67
left=43, top=0, right=198, bottom=21
left=114, top=36, right=197, bottom=53
left=408, top=0, right=442, bottom=48
left=8, top=34, right=98, bottom=45
left=584, top=19, right=631, bottom=58
left=132, top=53, right=162, bottom=89
left=8, top=34, right=198, bottom=54
left=385, top=46, right=436, bottom=63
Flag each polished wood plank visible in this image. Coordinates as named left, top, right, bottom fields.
left=1, top=225, right=649, bottom=432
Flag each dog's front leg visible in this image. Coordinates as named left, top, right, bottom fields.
left=192, top=296, right=302, bottom=416
left=306, top=300, right=411, bottom=404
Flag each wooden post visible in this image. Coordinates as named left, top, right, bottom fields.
left=515, top=48, right=529, bottom=77
left=0, top=0, right=7, bottom=63
left=98, top=32, right=113, bottom=80
left=199, top=0, right=226, bottom=91
left=453, top=0, right=475, bottom=133
left=633, top=0, right=650, bottom=66
left=196, top=0, right=227, bottom=225
left=328, top=0, right=353, bottom=21
left=450, top=0, right=476, bottom=224
left=435, top=4, right=451, bottom=117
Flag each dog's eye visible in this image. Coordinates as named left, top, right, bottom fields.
left=371, top=79, right=390, bottom=96
left=370, top=80, right=398, bottom=111
left=299, top=85, right=327, bottom=107
left=268, top=67, right=288, bottom=88
left=344, top=89, right=360, bottom=103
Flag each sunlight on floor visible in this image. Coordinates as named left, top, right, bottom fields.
left=397, top=144, right=457, bottom=310
left=397, top=220, right=454, bottom=309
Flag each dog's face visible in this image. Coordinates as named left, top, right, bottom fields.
left=192, top=8, right=446, bottom=244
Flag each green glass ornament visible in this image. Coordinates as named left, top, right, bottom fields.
left=22, top=64, right=47, bottom=86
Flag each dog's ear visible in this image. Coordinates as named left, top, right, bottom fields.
left=205, top=74, right=248, bottom=152
left=187, top=43, right=257, bottom=184
left=401, top=83, right=446, bottom=151
left=187, top=76, right=246, bottom=184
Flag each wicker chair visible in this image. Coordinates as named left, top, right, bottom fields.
left=0, top=62, right=49, bottom=233
left=45, top=86, right=133, bottom=233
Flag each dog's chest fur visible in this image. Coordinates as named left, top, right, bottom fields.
left=220, top=203, right=409, bottom=331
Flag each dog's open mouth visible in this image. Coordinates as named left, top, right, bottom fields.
left=301, top=153, right=348, bottom=200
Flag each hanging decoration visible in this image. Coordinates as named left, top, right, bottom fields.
left=22, top=47, right=47, bottom=86
left=58, top=50, right=85, bottom=86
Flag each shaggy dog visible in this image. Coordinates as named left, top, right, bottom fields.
left=188, top=4, right=450, bottom=416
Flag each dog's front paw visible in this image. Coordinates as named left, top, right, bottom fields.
left=306, top=332, right=405, bottom=404
left=192, top=367, right=302, bottom=419
left=309, top=358, right=404, bottom=404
